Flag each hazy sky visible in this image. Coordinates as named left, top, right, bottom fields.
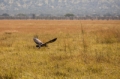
left=0, top=0, right=120, bottom=15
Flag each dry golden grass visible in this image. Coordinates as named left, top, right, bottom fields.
left=0, top=20, right=120, bottom=79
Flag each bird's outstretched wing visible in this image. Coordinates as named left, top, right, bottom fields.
left=41, top=38, right=57, bottom=46
left=33, top=38, right=43, bottom=45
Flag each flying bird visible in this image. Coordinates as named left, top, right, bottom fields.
left=33, top=37, right=57, bottom=48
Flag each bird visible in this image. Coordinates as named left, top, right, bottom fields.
left=33, top=37, right=57, bottom=48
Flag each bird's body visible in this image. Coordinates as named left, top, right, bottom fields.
left=33, top=37, right=57, bottom=48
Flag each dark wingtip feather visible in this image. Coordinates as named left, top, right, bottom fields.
left=52, top=38, right=57, bottom=42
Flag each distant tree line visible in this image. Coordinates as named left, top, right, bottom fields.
left=0, top=13, right=120, bottom=20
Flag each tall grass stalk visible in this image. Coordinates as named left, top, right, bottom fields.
left=80, top=22, right=88, bottom=63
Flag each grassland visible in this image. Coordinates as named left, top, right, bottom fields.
left=0, top=20, right=120, bottom=79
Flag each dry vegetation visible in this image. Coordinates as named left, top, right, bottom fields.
left=0, top=20, right=120, bottom=79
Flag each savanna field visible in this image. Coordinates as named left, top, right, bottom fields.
left=0, top=20, right=120, bottom=79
